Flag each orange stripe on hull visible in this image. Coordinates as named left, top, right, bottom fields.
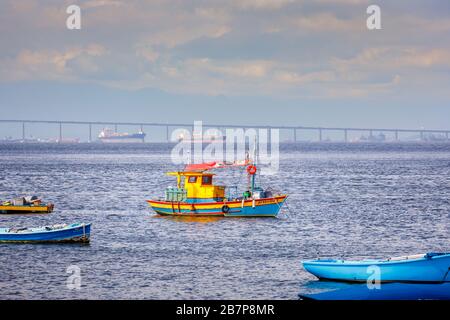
left=147, top=195, right=287, bottom=208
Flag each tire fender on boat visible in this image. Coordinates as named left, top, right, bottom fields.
left=221, top=205, right=230, bottom=213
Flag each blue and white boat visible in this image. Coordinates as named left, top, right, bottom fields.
left=302, top=253, right=450, bottom=283
left=0, top=223, right=91, bottom=243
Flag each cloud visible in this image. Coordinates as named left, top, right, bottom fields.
left=0, top=44, right=107, bottom=82
left=135, top=45, right=160, bottom=63
left=83, top=0, right=125, bottom=9
left=293, top=13, right=364, bottom=32
left=275, top=70, right=335, bottom=84
left=0, top=0, right=449, bottom=101
left=231, top=0, right=368, bottom=11
left=186, top=59, right=271, bottom=78
left=233, top=0, right=295, bottom=10
left=137, top=25, right=231, bottom=49
left=332, top=47, right=450, bottom=73
left=399, top=49, right=450, bottom=68
left=326, top=74, right=400, bottom=98
left=8, top=0, right=39, bottom=13
left=314, top=0, right=368, bottom=4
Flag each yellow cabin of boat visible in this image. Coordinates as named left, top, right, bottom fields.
left=167, top=171, right=225, bottom=201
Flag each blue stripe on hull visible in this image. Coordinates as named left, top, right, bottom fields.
left=185, top=198, right=224, bottom=203
left=225, top=202, right=283, bottom=217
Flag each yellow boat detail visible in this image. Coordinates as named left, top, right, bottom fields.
left=0, top=197, right=54, bottom=214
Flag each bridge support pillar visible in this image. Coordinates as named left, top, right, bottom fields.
left=217, top=127, right=224, bottom=139
left=114, top=124, right=118, bottom=133
left=89, top=124, right=92, bottom=143
left=293, top=129, right=297, bottom=142
left=395, top=130, right=398, bottom=141
left=319, top=129, right=322, bottom=142
left=22, top=122, right=25, bottom=141
left=344, top=129, right=348, bottom=143
left=59, top=123, right=62, bottom=143
left=166, top=126, right=169, bottom=142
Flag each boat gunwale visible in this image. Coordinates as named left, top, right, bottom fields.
left=0, top=223, right=91, bottom=236
left=308, top=277, right=450, bottom=284
left=302, top=253, right=450, bottom=266
left=147, top=195, right=288, bottom=207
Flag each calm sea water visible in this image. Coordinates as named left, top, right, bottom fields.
left=0, top=142, right=449, bottom=300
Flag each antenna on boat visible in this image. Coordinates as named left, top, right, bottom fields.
left=251, top=135, right=258, bottom=194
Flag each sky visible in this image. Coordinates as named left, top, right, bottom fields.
left=0, top=0, right=450, bottom=139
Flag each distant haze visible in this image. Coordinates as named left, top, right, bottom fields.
left=1, top=0, right=450, bottom=139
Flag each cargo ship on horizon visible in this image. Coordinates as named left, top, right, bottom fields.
left=98, top=128, right=146, bottom=143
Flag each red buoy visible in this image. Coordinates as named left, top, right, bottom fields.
left=247, top=165, right=257, bottom=175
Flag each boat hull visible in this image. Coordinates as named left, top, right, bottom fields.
left=0, top=204, right=54, bottom=214
left=147, top=195, right=287, bottom=217
left=302, top=254, right=450, bottom=283
left=0, top=223, right=91, bottom=243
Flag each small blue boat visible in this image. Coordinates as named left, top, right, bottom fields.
left=299, top=282, right=450, bottom=300
left=0, top=223, right=91, bottom=243
left=302, top=253, right=450, bottom=283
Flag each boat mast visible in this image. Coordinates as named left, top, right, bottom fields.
left=251, top=135, right=257, bottom=194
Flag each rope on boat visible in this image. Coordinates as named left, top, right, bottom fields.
left=276, top=197, right=292, bottom=220
left=284, top=199, right=292, bottom=214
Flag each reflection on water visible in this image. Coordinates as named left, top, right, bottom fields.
left=154, top=215, right=225, bottom=224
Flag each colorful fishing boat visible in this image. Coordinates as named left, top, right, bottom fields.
left=0, top=196, right=54, bottom=214
left=0, top=223, right=91, bottom=243
left=147, top=160, right=287, bottom=217
left=302, top=253, right=450, bottom=283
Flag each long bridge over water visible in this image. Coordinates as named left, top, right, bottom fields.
left=0, top=119, right=449, bottom=142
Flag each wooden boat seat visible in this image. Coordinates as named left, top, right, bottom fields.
left=387, top=254, right=425, bottom=261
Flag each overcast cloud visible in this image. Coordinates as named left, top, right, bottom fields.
left=0, top=0, right=449, bottom=131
